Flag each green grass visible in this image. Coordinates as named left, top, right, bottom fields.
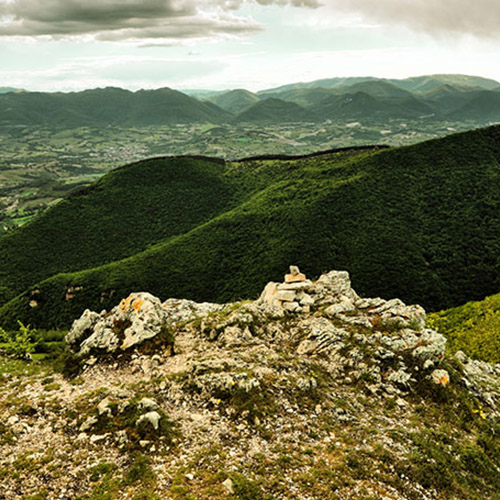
left=429, top=292, right=500, bottom=362
left=1, top=126, right=500, bottom=329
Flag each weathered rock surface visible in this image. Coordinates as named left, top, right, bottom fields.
left=67, top=293, right=221, bottom=356
left=6, top=266, right=489, bottom=500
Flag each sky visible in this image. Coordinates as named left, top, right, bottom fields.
left=0, top=0, right=500, bottom=92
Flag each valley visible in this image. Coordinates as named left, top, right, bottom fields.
left=0, top=118, right=484, bottom=232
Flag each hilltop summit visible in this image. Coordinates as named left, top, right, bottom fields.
left=2, top=267, right=500, bottom=499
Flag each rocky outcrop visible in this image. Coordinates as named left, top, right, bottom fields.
left=67, top=292, right=221, bottom=356
left=5, top=266, right=500, bottom=500
left=66, top=266, right=449, bottom=396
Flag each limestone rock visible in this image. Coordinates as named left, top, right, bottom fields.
left=162, top=298, right=223, bottom=324
left=223, top=478, right=234, bottom=494
left=137, top=411, right=161, bottom=431
left=67, top=292, right=171, bottom=356
left=324, top=297, right=356, bottom=317
left=276, top=290, right=296, bottom=302
left=315, top=270, right=359, bottom=303
left=297, top=318, right=349, bottom=355
left=66, top=309, right=100, bottom=351
left=258, top=282, right=279, bottom=305
left=139, top=398, right=159, bottom=412
left=285, top=265, right=306, bottom=283
left=97, top=398, right=112, bottom=417
left=368, top=299, right=426, bottom=330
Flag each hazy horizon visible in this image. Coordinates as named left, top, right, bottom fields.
left=1, top=1, right=500, bottom=92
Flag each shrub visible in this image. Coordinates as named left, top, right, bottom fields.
left=0, top=321, right=41, bottom=358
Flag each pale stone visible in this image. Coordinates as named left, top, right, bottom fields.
left=75, top=432, right=88, bottom=444
left=276, top=290, right=296, bottom=302
left=298, top=293, right=314, bottom=306
left=139, top=398, right=159, bottom=411
left=282, top=301, right=301, bottom=312
left=277, top=280, right=314, bottom=291
left=258, top=282, right=279, bottom=304
left=7, top=416, right=19, bottom=426
left=67, top=292, right=171, bottom=355
left=388, top=369, right=412, bottom=387
left=325, top=297, right=355, bottom=317
left=289, top=265, right=301, bottom=275
left=223, top=478, right=234, bottom=494
left=285, top=272, right=306, bottom=283
left=97, top=398, right=112, bottom=417
left=137, top=411, right=161, bottom=431
left=90, top=434, right=108, bottom=444
left=80, top=416, right=98, bottom=432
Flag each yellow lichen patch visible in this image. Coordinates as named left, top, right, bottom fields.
left=132, top=298, right=145, bottom=312
left=120, top=295, right=134, bottom=312
left=431, top=369, right=450, bottom=387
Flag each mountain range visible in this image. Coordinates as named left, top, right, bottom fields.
left=1, top=125, right=500, bottom=328
left=1, top=74, right=500, bottom=128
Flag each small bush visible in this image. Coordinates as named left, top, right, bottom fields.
left=0, top=321, right=41, bottom=358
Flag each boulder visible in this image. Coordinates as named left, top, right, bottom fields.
left=137, top=411, right=161, bottom=431
left=66, top=292, right=170, bottom=356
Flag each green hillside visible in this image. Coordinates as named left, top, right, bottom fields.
left=2, top=76, right=500, bottom=128
left=429, top=293, right=500, bottom=363
left=259, top=74, right=500, bottom=94
left=208, top=89, right=260, bottom=115
left=450, top=90, right=500, bottom=122
left=312, top=91, right=437, bottom=120
left=2, top=126, right=500, bottom=328
left=236, top=98, right=318, bottom=123
left=392, top=74, right=500, bottom=93
left=421, top=85, right=482, bottom=114
left=0, top=87, right=231, bottom=127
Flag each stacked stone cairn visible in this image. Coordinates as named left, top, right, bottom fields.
left=258, top=265, right=315, bottom=313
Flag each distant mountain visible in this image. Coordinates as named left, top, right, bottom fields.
left=344, top=81, right=415, bottom=99
left=236, top=98, right=318, bottom=123
left=390, top=74, right=500, bottom=93
left=1, top=74, right=500, bottom=128
left=208, top=89, right=260, bottom=115
left=260, top=74, right=500, bottom=95
left=2, top=126, right=500, bottom=328
left=449, top=90, right=500, bottom=122
left=0, top=87, right=231, bottom=127
left=0, top=87, right=20, bottom=94
left=420, top=84, right=483, bottom=115
left=259, top=77, right=378, bottom=94
left=312, top=91, right=438, bottom=121
left=258, top=87, right=337, bottom=109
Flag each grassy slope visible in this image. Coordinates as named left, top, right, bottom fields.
left=429, top=293, right=500, bottom=363
left=2, top=127, right=500, bottom=328
left=0, top=156, right=240, bottom=299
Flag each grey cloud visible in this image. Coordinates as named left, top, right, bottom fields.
left=329, top=0, right=500, bottom=38
left=0, top=0, right=318, bottom=40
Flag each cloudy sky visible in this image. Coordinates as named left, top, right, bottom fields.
left=0, top=0, right=499, bottom=92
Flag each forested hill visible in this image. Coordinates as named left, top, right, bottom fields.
left=1, top=126, right=500, bottom=328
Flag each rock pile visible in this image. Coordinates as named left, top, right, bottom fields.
left=258, top=265, right=315, bottom=313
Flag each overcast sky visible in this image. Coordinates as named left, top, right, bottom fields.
left=1, top=0, right=499, bottom=91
